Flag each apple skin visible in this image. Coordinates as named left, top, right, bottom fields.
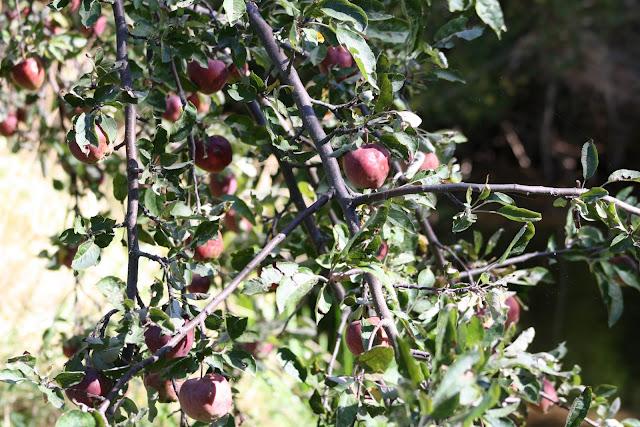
left=209, top=173, right=237, bottom=197
left=0, top=112, right=18, bottom=137
left=505, top=296, right=520, bottom=327
left=11, top=57, right=45, bottom=91
left=178, top=373, right=233, bottom=422
left=144, top=324, right=195, bottom=359
left=187, top=93, right=210, bottom=114
left=65, top=368, right=111, bottom=407
left=187, top=59, right=229, bottom=94
left=320, top=46, right=354, bottom=73
left=62, top=335, right=82, bottom=358
left=240, top=342, right=274, bottom=358
left=375, top=241, right=389, bottom=261
left=188, top=274, right=211, bottom=294
left=81, top=16, right=107, bottom=37
left=223, top=209, right=252, bottom=233
left=144, top=372, right=184, bottom=403
left=345, top=317, right=391, bottom=356
left=194, top=136, right=232, bottom=173
left=68, top=126, right=110, bottom=164
left=420, top=152, right=440, bottom=171
left=343, top=144, right=390, bottom=189
left=57, top=245, right=78, bottom=268
left=227, top=63, right=250, bottom=83
left=163, top=94, right=183, bottom=122
left=534, top=378, right=558, bottom=413
left=194, top=231, right=224, bottom=260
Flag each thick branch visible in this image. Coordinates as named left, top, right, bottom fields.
left=112, top=0, right=140, bottom=303
left=352, top=182, right=640, bottom=217
left=247, top=1, right=398, bottom=342
left=98, top=190, right=334, bottom=415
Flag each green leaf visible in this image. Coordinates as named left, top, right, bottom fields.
left=565, top=387, right=592, bottom=427
left=55, top=410, right=98, bottom=427
left=71, top=240, right=100, bottom=270
left=73, top=113, right=98, bottom=155
left=397, top=337, right=425, bottom=386
left=226, top=315, right=248, bottom=340
left=581, top=140, right=598, bottom=181
left=336, top=393, right=358, bottom=427
left=54, top=371, right=84, bottom=388
left=98, top=115, right=117, bottom=144
left=320, top=0, right=368, bottom=32
left=499, top=222, right=535, bottom=263
left=358, top=346, right=394, bottom=373
left=79, top=0, right=101, bottom=27
left=275, top=270, right=319, bottom=314
left=95, top=276, right=126, bottom=309
left=336, top=25, right=377, bottom=88
left=277, top=348, right=307, bottom=382
left=580, top=187, right=608, bottom=203
left=607, top=169, right=640, bottom=184
left=112, top=173, right=127, bottom=202
left=475, top=0, right=506, bottom=37
left=496, top=205, right=542, bottom=222
left=223, top=0, right=246, bottom=24
left=432, top=353, right=479, bottom=411
left=463, top=381, right=500, bottom=427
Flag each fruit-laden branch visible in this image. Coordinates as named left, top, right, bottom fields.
left=246, top=1, right=399, bottom=342
left=112, top=0, right=141, bottom=304
left=97, top=190, right=334, bottom=416
left=169, top=58, right=202, bottom=212
left=352, top=182, right=640, bottom=216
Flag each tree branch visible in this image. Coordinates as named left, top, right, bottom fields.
left=246, top=1, right=398, bottom=343
left=458, top=248, right=578, bottom=278
left=352, top=182, right=640, bottom=217
left=98, top=190, right=334, bottom=416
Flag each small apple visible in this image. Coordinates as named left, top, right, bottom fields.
left=343, top=144, right=390, bottom=189
left=144, top=323, right=195, bottom=359
left=505, top=296, right=520, bottom=327
left=375, top=241, right=389, bottom=261
left=534, top=378, right=558, bottom=413
left=188, top=274, right=211, bottom=294
left=57, top=245, right=78, bottom=268
left=0, top=112, right=18, bottom=137
left=62, top=335, right=83, bottom=358
left=227, top=63, right=250, bottom=83
left=178, top=373, right=233, bottom=422
left=68, top=126, right=111, bottom=164
left=81, top=15, right=107, bottom=37
left=421, top=152, right=440, bottom=171
left=345, top=317, right=391, bottom=356
left=240, top=342, right=274, bottom=358
left=163, top=94, right=183, bottom=122
left=194, top=136, right=232, bottom=173
left=194, top=231, right=224, bottom=260
left=320, top=46, right=354, bottom=73
left=144, top=372, right=184, bottom=403
left=11, top=57, right=45, bottom=91
left=187, top=59, right=229, bottom=94
left=65, top=367, right=111, bottom=407
left=187, top=93, right=210, bottom=114
left=223, top=209, right=252, bottom=233
left=208, top=173, right=237, bottom=197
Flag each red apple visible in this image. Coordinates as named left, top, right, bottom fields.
left=194, top=231, right=224, bottom=260
left=187, top=59, right=229, bottom=94
left=345, top=317, right=390, bottom=356
left=0, top=112, right=18, bottom=137
left=535, top=378, right=558, bottom=413
left=144, top=372, right=184, bottom=403
left=68, top=125, right=111, bottom=164
left=240, top=342, right=274, bottom=358
left=194, top=136, right=232, bottom=173
left=320, top=46, right=354, bottom=73
left=11, top=57, right=45, bottom=91
left=81, top=16, right=107, bottom=37
left=65, top=367, right=111, bottom=407
left=144, top=323, right=195, bottom=359
left=62, top=335, right=83, bottom=358
left=375, top=241, right=389, bottom=261
left=505, top=296, right=520, bottom=327
left=343, top=144, right=390, bottom=189
left=188, top=274, right=211, bottom=293
left=227, top=63, right=250, bottom=83
left=57, top=245, right=78, bottom=268
left=421, top=152, right=440, bottom=171
left=208, top=173, right=237, bottom=197
left=163, top=94, right=183, bottom=122
left=223, top=209, right=252, bottom=233
left=178, top=373, right=233, bottom=422
left=187, top=93, right=210, bottom=114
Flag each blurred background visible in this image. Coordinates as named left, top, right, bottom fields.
left=1, top=0, right=639, bottom=425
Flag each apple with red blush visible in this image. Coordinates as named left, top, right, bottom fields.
left=187, top=59, right=229, bottom=94
left=163, top=94, right=183, bottom=122
left=343, top=144, right=390, bottom=189
left=209, top=173, right=237, bottom=197
left=0, top=112, right=18, bottom=137
left=345, top=316, right=391, bottom=356
left=195, top=136, right=232, bottom=173
left=144, top=322, right=195, bottom=359
left=187, top=93, right=210, bottom=114
left=68, top=125, right=111, bottom=164
left=144, top=372, right=184, bottom=403
left=65, top=367, right=111, bottom=407
left=178, top=373, right=233, bottom=422
left=11, top=57, right=45, bottom=91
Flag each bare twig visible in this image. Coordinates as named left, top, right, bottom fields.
left=458, top=248, right=577, bottom=278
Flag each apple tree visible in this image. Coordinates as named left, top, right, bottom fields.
left=1, top=0, right=640, bottom=426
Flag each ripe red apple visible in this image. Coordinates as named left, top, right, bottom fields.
left=178, top=373, right=233, bottom=422
left=0, top=112, right=18, bottom=137
left=343, top=144, right=390, bottom=189
left=194, top=136, right=232, bottom=173
left=375, top=241, right=389, bottom=261
left=81, top=16, right=107, bottom=37
left=187, top=93, right=210, bottom=114
left=209, top=173, right=237, bottom=197
left=188, top=274, right=211, bottom=293
left=421, top=152, right=440, bottom=171
left=227, top=63, right=250, bottom=83
left=187, top=59, right=229, bottom=94
left=194, top=231, right=224, bottom=260
left=240, top=342, right=274, bottom=358
left=68, top=126, right=111, bottom=164
left=163, top=94, right=183, bottom=122
left=345, top=317, right=391, bottom=356
left=57, top=245, right=78, bottom=268
left=144, top=323, right=195, bottom=359
left=11, top=57, right=45, bottom=91
left=144, top=372, right=184, bottom=403
left=534, top=378, right=558, bottom=413
left=62, top=335, right=82, bottom=358
left=223, top=209, right=252, bottom=233
left=505, top=296, right=520, bottom=327
left=320, top=46, right=354, bottom=73
left=65, top=367, right=111, bottom=407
